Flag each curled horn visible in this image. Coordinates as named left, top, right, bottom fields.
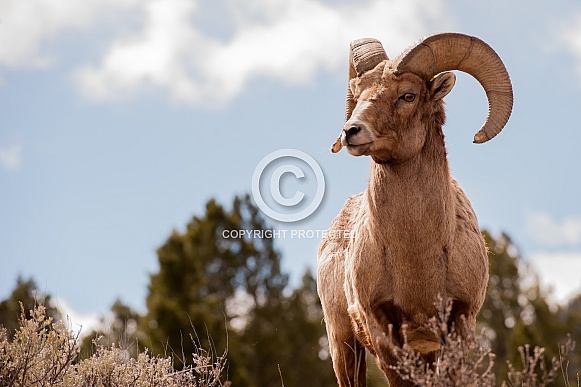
left=332, top=38, right=388, bottom=153
left=394, top=32, right=513, bottom=143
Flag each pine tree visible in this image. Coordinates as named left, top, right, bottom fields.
left=478, top=231, right=571, bottom=385
left=241, top=270, right=335, bottom=386
left=478, top=231, right=524, bottom=375
left=142, top=194, right=337, bottom=386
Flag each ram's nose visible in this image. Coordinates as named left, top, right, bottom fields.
left=342, top=120, right=368, bottom=144
left=344, top=125, right=362, bottom=140
left=332, top=122, right=367, bottom=153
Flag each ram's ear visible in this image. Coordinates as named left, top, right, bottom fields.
left=349, top=78, right=360, bottom=97
left=429, top=72, right=456, bottom=100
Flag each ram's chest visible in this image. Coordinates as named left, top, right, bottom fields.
left=344, top=233, right=449, bottom=320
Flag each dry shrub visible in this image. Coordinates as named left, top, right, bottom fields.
left=388, top=298, right=496, bottom=386
left=502, top=338, right=575, bottom=387
left=0, top=303, right=227, bottom=387
left=389, top=297, right=576, bottom=387
left=1, top=301, right=576, bottom=386
left=0, top=304, right=79, bottom=386
left=66, top=342, right=226, bottom=386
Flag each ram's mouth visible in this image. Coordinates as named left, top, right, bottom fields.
left=345, top=142, right=371, bottom=156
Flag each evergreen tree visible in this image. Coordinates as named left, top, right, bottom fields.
left=478, top=231, right=571, bottom=385
left=478, top=231, right=525, bottom=376
left=241, top=270, right=335, bottom=387
left=142, top=194, right=337, bottom=386
left=142, top=195, right=288, bottom=385
left=145, top=197, right=239, bottom=383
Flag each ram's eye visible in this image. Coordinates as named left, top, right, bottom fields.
left=402, top=93, right=416, bottom=102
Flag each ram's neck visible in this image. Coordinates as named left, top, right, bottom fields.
left=367, top=128, right=455, bottom=261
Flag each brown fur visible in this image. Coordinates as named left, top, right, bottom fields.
left=317, top=62, right=489, bottom=386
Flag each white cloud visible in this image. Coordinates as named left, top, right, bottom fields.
left=75, top=0, right=443, bottom=106
left=526, top=211, right=581, bottom=247
left=0, top=143, right=22, bottom=171
left=1, top=0, right=444, bottom=105
left=528, top=251, right=581, bottom=304
left=526, top=211, right=581, bottom=303
left=55, top=298, right=102, bottom=338
left=0, top=0, right=444, bottom=105
left=0, top=0, right=140, bottom=68
left=75, top=0, right=203, bottom=102
left=559, top=13, right=581, bottom=79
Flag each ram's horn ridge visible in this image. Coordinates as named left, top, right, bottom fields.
left=394, top=32, right=513, bottom=143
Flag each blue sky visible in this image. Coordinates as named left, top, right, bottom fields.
left=1, top=0, right=581, bottom=330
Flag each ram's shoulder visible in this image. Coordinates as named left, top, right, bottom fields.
left=318, top=192, right=364, bottom=255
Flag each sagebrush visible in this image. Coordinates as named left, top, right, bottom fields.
left=0, top=302, right=576, bottom=386
left=389, top=298, right=576, bottom=387
left=0, top=304, right=227, bottom=386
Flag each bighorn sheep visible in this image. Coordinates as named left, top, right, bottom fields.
left=317, top=33, right=513, bottom=386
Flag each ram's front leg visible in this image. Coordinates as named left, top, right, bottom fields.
left=351, top=302, right=417, bottom=387
left=327, top=331, right=367, bottom=387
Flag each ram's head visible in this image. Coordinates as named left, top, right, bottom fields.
left=331, top=33, right=513, bottom=163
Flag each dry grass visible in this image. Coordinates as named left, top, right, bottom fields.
left=0, top=303, right=226, bottom=387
